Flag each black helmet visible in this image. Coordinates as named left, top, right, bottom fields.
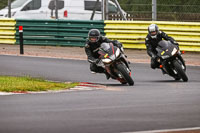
left=88, top=29, right=100, bottom=43
left=148, top=24, right=159, bottom=39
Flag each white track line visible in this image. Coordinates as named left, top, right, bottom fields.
left=122, top=127, right=200, bottom=133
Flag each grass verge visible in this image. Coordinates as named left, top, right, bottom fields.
left=0, top=76, right=79, bottom=92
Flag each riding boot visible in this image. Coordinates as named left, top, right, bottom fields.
left=104, top=71, right=110, bottom=80
left=161, top=68, right=167, bottom=74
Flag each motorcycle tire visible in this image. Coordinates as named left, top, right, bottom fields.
left=116, top=63, right=134, bottom=86
left=173, top=60, right=188, bottom=82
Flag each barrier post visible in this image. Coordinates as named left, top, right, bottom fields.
left=19, top=26, right=24, bottom=54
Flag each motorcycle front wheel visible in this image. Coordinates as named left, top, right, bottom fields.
left=116, top=63, right=134, bottom=86
left=173, top=60, right=188, bottom=82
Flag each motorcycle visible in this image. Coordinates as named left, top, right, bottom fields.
left=156, top=40, right=188, bottom=82
left=97, top=42, right=134, bottom=86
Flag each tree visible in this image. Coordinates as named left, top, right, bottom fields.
left=0, top=0, right=15, bottom=10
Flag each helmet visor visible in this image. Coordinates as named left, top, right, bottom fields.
left=89, top=37, right=98, bottom=43
left=150, top=31, right=157, bottom=36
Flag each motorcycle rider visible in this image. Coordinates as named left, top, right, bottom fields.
left=145, top=24, right=179, bottom=70
left=85, top=29, right=123, bottom=79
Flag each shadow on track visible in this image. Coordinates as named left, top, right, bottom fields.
left=148, top=80, right=185, bottom=83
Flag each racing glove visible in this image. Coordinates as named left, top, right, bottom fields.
left=151, top=54, right=158, bottom=61
left=93, top=58, right=100, bottom=64
left=171, top=40, right=179, bottom=46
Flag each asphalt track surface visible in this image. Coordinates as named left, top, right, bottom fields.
left=0, top=55, right=200, bottom=133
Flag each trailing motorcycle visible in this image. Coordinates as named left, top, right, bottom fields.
left=97, top=42, right=134, bottom=86
left=156, top=40, right=188, bottom=82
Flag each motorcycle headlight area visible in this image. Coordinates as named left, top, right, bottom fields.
left=161, top=55, right=170, bottom=59
left=102, top=58, right=112, bottom=63
left=103, top=54, right=116, bottom=63
left=102, top=49, right=120, bottom=63
left=115, top=48, right=121, bottom=57
left=171, top=48, right=178, bottom=56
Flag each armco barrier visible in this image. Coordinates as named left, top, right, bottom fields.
left=15, top=19, right=105, bottom=47
left=104, top=21, right=200, bottom=52
left=1, top=18, right=200, bottom=52
left=0, top=18, right=16, bottom=44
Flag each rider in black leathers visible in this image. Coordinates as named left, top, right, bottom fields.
left=85, top=29, right=123, bottom=79
left=145, top=24, right=179, bottom=69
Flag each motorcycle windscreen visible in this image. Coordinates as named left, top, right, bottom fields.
left=98, top=43, right=117, bottom=59
left=157, top=40, right=178, bottom=56
left=158, top=40, right=173, bottom=50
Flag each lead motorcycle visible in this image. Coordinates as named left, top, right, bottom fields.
left=97, top=42, right=134, bottom=86
left=156, top=40, right=188, bottom=82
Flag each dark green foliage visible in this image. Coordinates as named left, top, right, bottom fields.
left=118, top=0, right=151, bottom=13
left=117, top=0, right=200, bottom=13
left=157, top=0, right=200, bottom=13
left=0, top=0, right=15, bottom=9
left=116, top=0, right=200, bottom=21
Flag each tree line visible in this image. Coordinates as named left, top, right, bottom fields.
left=117, top=0, right=200, bottom=13
left=0, top=0, right=14, bottom=9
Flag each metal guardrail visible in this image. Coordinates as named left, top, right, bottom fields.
left=104, top=20, right=200, bottom=52
left=0, top=19, right=200, bottom=52
left=15, top=19, right=105, bottom=47
left=0, top=18, right=16, bottom=44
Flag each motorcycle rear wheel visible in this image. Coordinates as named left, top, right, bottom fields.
left=173, top=60, right=188, bottom=82
left=116, top=63, right=134, bottom=86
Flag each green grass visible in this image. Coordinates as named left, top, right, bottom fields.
left=0, top=76, right=79, bottom=92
